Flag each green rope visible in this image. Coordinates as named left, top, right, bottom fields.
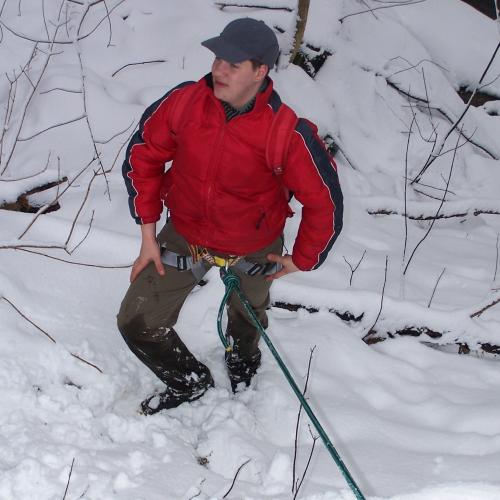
left=217, top=267, right=366, bottom=500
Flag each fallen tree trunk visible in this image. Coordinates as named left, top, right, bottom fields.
left=271, top=301, right=500, bottom=358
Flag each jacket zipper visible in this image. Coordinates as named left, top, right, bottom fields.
left=203, top=120, right=226, bottom=245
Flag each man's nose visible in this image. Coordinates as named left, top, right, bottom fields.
left=213, top=58, right=229, bottom=74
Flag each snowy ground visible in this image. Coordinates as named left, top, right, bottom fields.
left=1, top=1, right=500, bottom=499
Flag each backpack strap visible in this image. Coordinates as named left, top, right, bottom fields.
left=265, top=103, right=298, bottom=176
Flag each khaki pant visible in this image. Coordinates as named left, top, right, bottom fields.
left=116, top=221, right=283, bottom=395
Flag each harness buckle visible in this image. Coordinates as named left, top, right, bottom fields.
left=176, top=255, right=188, bottom=271
left=247, top=263, right=263, bottom=276
left=213, top=255, right=228, bottom=268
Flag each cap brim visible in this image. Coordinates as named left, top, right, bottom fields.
left=201, top=36, right=252, bottom=64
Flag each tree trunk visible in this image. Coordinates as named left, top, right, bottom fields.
left=290, top=0, right=310, bottom=64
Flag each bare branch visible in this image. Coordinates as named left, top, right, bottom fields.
left=18, top=114, right=86, bottom=141
left=64, top=173, right=97, bottom=247
left=99, top=120, right=137, bottom=173
left=494, top=233, right=499, bottom=283
left=17, top=155, right=98, bottom=239
left=339, top=0, right=426, bottom=23
left=412, top=41, right=500, bottom=183
left=4, top=247, right=131, bottom=269
left=403, top=111, right=416, bottom=262
left=0, top=0, right=125, bottom=44
left=343, top=250, right=366, bottom=286
left=292, top=346, right=316, bottom=494
left=2, top=296, right=56, bottom=343
left=95, top=118, right=135, bottom=144
left=222, top=459, right=251, bottom=499
left=363, top=255, right=388, bottom=341
left=215, top=2, right=293, bottom=11
left=470, top=295, right=500, bottom=319
left=68, top=209, right=95, bottom=254
left=62, top=458, right=75, bottom=500
left=2, top=296, right=103, bottom=373
left=367, top=206, right=500, bottom=220
left=111, top=59, right=166, bottom=78
left=385, top=79, right=495, bottom=159
left=0, top=153, right=52, bottom=184
left=403, top=127, right=462, bottom=274
left=73, top=33, right=110, bottom=197
left=0, top=2, right=70, bottom=175
left=427, top=267, right=446, bottom=308
left=40, top=87, right=82, bottom=95
left=387, top=57, right=449, bottom=78
left=293, top=424, right=318, bottom=500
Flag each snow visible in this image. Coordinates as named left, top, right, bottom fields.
left=1, top=0, right=500, bottom=499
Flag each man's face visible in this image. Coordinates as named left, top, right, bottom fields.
left=211, top=58, right=267, bottom=108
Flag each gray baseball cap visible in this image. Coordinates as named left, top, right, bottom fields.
left=201, top=18, right=279, bottom=68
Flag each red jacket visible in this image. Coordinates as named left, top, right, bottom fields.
left=123, top=74, right=343, bottom=271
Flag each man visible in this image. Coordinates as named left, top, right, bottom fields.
left=117, top=18, right=343, bottom=415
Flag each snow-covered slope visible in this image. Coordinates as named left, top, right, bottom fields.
left=1, top=1, right=499, bottom=498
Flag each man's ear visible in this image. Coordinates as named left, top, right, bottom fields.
left=255, top=64, right=268, bottom=81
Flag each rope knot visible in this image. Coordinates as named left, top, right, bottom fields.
left=220, top=268, right=240, bottom=289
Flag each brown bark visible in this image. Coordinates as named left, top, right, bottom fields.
left=290, top=0, right=310, bottom=64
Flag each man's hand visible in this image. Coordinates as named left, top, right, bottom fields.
left=266, top=253, right=300, bottom=281
left=130, top=223, right=166, bottom=282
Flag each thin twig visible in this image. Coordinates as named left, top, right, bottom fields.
left=403, top=127, right=462, bottom=274
left=0, top=151, right=51, bottom=181
left=17, top=155, right=98, bottom=239
left=386, top=79, right=496, bottom=160
left=68, top=210, right=95, bottom=254
left=222, top=459, right=251, bottom=498
left=99, top=120, right=137, bottom=173
left=215, top=2, right=293, bottom=11
left=412, top=41, right=500, bottom=183
left=95, top=118, right=135, bottom=145
left=339, top=0, right=426, bottom=22
left=111, top=59, right=166, bottom=77
left=73, top=25, right=110, bottom=198
left=2, top=296, right=56, bottom=343
left=69, top=352, right=103, bottom=373
left=39, top=87, right=82, bottom=95
left=427, top=267, right=446, bottom=308
left=403, top=110, right=416, bottom=263
left=343, top=251, right=366, bottom=286
left=292, top=345, right=316, bottom=493
left=293, top=425, right=318, bottom=500
left=363, top=255, right=388, bottom=341
left=494, top=233, right=499, bottom=283
left=2, top=296, right=103, bottom=373
left=6, top=247, right=131, bottom=268
left=471, top=295, right=500, bottom=319
left=387, top=57, right=449, bottom=78
left=62, top=457, right=75, bottom=500
left=64, top=172, right=97, bottom=247
left=18, top=114, right=86, bottom=141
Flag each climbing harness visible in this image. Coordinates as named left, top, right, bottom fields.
left=160, top=246, right=282, bottom=282
left=217, top=267, right=366, bottom=500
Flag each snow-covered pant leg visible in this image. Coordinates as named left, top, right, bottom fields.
left=116, top=223, right=213, bottom=396
left=226, top=235, right=283, bottom=361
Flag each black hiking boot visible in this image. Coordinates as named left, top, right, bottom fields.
left=225, top=350, right=261, bottom=393
left=140, top=374, right=214, bottom=415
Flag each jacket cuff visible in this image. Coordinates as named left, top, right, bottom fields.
left=136, top=215, right=161, bottom=225
left=291, top=253, right=312, bottom=272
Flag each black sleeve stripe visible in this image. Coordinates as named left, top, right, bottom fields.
left=268, top=90, right=282, bottom=113
left=295, top=118, right=344, bottom=269
left=122, top=81, right=195, bottom=224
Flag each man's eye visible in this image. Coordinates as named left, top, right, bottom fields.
left=230, top=63, right=239, bottom=69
